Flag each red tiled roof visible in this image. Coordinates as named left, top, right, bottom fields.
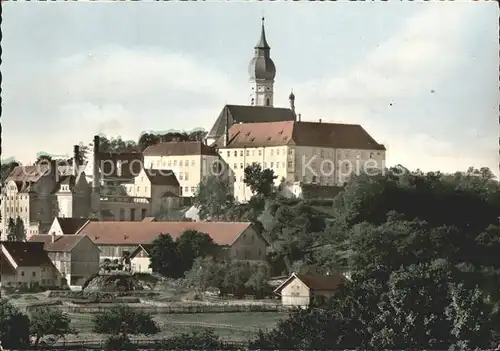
left=143, top=141, right=218, bottom=157
left=54, top=217, right=93, bottom=234
left=1, top=241, right=54, bottom=267
left=76, top=221, right=253, bottom=246
left=275, top=272, right=346, bottom=293
left=0, top=251, right=16, bottom=275
left=296, top=274, right=345, bottom=291
left=28, top=234, right=86, bottom=252
left=214, top=121, right=386, bottom=150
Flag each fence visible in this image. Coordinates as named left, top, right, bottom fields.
left=55, top=303, right=288, bottom=314
left=41, top=337, right=249, bottom=350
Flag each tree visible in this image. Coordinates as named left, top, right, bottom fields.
left=193, top=176, right=235, bottom=220
left=138, top=133, right=160, bottom=152
left=161, top=328, right=223, bottom=349
left=93, top=305, right=159, bottom=350
left=6, top=218, right=16, bottom=241
left=29, top=307, right=77, bottom=346
left=244, top=162, right=277, bottom=197
left=148, top=234, right=182, bottom=278
left=176, top=230, right=219, bottom=273
left=0, top=300, right=30, bottom=349
left=15, top=216, right=26, bottom=241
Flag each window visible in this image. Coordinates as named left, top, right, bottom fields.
left=168, top=160, right=172, bottom=166
left=191, top=186, right=195, bottom=193
left=32, top=271, right=36, bottom=277
left=233, top=151, right=237, bottom=157
left=252, top=150, right=255, bottom=156
left=270, top=162, right=274, bottom=168
left=119, top=208, right=125, bottom=221
left=173, top=160, right=177, bottom=166
left=185, top=160, right=189, bottom=166
left=240, top=150, right=243, bottom=156
left=270, top=149, right=274, bottom=156
left=240, top=163, right=244, bottom=169
left=234, top=164, right=237, bottom=169
left=191, top=160, right=195, bottom=166
left=312, top=176, right=317, bottom=183
left=258, top=150, right=262, bottom=156
left=179, top=173, right=184, bottom=180
left=227, top=151, right=230, bottom=157
left=184, top=186, right=189, bottom=193
left=266, top=98, right=270, bottom=106
left=246, top=150, right=249, bottom=156
left=263, top=162, right=267, bottom=168
left=179, top=161, right=183, bottom=167
left=21, top=271, right=25, bottom=276
left=141, top=209, right=147, bottom=220
left=288, top=161, right=292, bottom=168
left=130, top=208, right=136, bottom=221
left=320, top=149, right=324, bottom=157
left=185, top=172, right=189, bottom=180
left=288, top=149, right=293, bottom=155
left=145, top=186, right=148, bottom=193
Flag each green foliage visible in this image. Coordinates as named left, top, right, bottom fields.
left=251, top=166, right=500, bottom=350
left=193, top=175, right=235, bottom=220
left=0, top=300, right=30, bottom=349
left=92, top=305, right=159, bottom=336
left=6, top=217, right=16, bottom=241
left=159, top=328, right=223, bottom=350
left=29, top=307, right=77, bottom=346
left=15, top=216, right=26, bottom=241
left=104, top=334, right=135, bottom=351
left=244, top=162, right=277, bottom=197
left=185, top=258, right=272, bottom=298
left=149, top=231, right=219, bottom=278
left=148, top=234, right=181, bottom=278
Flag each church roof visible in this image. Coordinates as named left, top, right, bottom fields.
left=249, top=18, right=276, bottom=81
left=213, top=120, right=386, bottom=151
left=206, top=105, right=296, bottom=140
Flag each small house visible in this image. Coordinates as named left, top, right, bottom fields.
left=274, top=272, right=346, bottom=308
left=129, top=244, right=153, bottom=274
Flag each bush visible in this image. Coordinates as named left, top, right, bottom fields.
left=104, top=334, right=136, bottom=351
left=159, top=329, right=223, bottom=350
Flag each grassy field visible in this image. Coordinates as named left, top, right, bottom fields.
left=67, top=311, right=287, bottom=341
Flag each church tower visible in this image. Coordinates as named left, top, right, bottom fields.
left=248, top=17, right=276, bottom=107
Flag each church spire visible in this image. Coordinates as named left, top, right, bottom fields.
left=255, top=17, right=270, bottom=49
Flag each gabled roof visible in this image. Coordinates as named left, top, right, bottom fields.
left=76, top=221, right=256, bottom=246
left=143, top=169, right=180, bottom=187
left=54, top=217, right=94, bottom=235
left=206, top=105, right=296, bottom=140
left=28, top=234, right=89, bottom=252
left=143, top=141, right=218, bottom=157
left=1, top=241, right=54, bottom=267
left=214, top=121, right=386, bottom=151
left=274, top=272, right=346, bottom=294
left=130, top=244, right=153, bottom=258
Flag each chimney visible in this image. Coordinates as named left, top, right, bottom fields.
left=319, top=118, right=322, bottom=123
left=298, top=113, right=302, bottom=122
left=51, top=232, right=56, bottom=243
left=73, top=145, right=80, bottom=176
left=92, top=135, right=100, bottom=195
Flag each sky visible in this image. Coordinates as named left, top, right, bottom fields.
left=2, top=2, right=498, bottom=175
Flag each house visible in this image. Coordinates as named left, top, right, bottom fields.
left=47, top=217, right=94, bottom=235
left=0, top=146, right=91, bottom=239
left=28, top=233, right=100, bottom=286
left=143, top=141, right=230, bottom=198
left=212, top=120, right=386, bottom=203
left=129, top=244, right=153, bottom=273
left=75, top=221, right=269, bottom=265
left=274, top=272, right=346, bottom=308
left=0, top=241, right=61, bottom=288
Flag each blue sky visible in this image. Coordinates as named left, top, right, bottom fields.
left=2, top=2, right=498, bottom=174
